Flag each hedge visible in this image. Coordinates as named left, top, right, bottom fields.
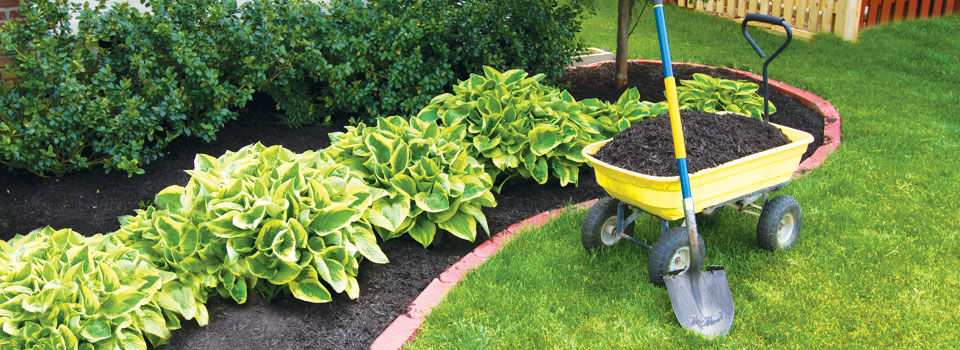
left=0, top=0, right=586, bottom=176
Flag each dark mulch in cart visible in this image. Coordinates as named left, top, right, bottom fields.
left=558, top=61, right=824, bottom=161
left=595, top=111, right=791, bottom=176
left=0, top=61, right=826, bottom=349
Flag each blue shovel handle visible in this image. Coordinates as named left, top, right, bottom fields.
left=652, top=0, right=702, bottom=273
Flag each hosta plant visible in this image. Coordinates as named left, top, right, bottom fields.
left=114, top=143, right=388, bottom=305
left=322, top=115, right=496, bottom=247
left=580, top=88, right=669, bottom=139
left=417, top=67, right=601, bottom=187
left=0, top=227, right=202, bottom=349
left=677, top=73, right=776, bottom=119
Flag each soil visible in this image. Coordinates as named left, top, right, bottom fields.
left=558, top=61, right=824, bottom=160
left=0, top=62, right=827, bottom=349
left=594, top=111, right=791, bottom=176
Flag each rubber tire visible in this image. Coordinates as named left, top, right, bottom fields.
left=756, top=195, right=802, bottom=252
left=648, top=226, right=706, bottom=287
left=581, top=197, right=634, bottom=251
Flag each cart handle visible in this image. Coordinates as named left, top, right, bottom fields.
left=741, top=14, right=792, bottom=122
left=741, top=14, right=792, bottom=59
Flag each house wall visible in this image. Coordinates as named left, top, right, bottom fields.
left=0, top=0, right=19, bottom=24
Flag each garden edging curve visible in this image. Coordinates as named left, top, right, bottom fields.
left=370, top=199, right=599, bottom=350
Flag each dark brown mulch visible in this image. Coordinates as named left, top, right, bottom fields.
left=595, top=111, right=792, bottom=176
left=0, top=94, right=606, bottom=349
left=557, top=61, right=824, bottom=161
left=0, top=61, right=826, bottom=349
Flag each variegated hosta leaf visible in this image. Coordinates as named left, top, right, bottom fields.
left=323, top=115, right=496, bottom=247
left=581, top=88, right=667, bottom=139
left=0, top=227, right=196, bottom=349
left=417, top=66, right=601, bottom=188
left=115, top=143, right=388, bottom=308
left=677, top=73, right=776, bottom=119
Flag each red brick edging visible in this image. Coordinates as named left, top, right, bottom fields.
left=370, top=199, right=599, bottom=350
left=572, top=59, right=842, bottom=174
left=371, top=60, right=841, bottom=349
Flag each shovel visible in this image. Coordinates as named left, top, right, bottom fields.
left=651, top=0, right=734, bottom=338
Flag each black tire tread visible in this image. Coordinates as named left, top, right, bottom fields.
left=581, top=197, right=633, bottom=251
left=756, top=195, right=802, bottom=252
left=647, top=226, right=705, bottom=287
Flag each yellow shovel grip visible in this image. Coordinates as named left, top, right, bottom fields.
left=664, top=77, right=686, bottom=159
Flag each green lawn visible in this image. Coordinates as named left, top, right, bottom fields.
left=408, top=4, right=960, bottom=349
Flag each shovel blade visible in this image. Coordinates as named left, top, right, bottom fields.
left=663, top=266, right=735, bottom=338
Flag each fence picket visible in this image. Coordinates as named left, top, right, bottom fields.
left=881, top=0, right=895, bottom=21
left=812, top=0, right=824, bottom=30
left=894, top=0, right=906, bottom=19
left=784, top=0, right=797, bottom=22
left=820, top=0, right=833, bottom=32
left=797, top=0, right=810, bottom=29
left=907, top=0, right=919, bottom=17
left=868, top=0, right=881, bottom=24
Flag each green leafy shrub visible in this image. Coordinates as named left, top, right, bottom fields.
left=0, top=0, right=586, bottom=176
left=677, top=73, right=776, bottom=119
left=0, top=0, right=251, bottom=176
left=238, top=0, right=586, bottom=126
left=114, top=143, right=388, bottom=304
left=580, top=88, right=669, bottom=139
left=0, top=227, right=203, bottom=349
left=230, top=0, right=348, bottom=127
left=424, top=0, right=587, bottom=82
left=322, top=115, right=497, bottom=247
left=417, top=67, right=601, bottom=187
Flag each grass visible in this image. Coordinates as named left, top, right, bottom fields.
left=408, top=5, right=960, bottom=349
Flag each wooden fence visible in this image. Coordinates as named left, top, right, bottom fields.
left=861, top=0, right=960, bottom=28
left=673, top=0, right=960, bottom=40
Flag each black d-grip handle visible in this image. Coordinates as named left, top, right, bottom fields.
left=741, top=14, right=792, bottom=59
left=740, top=13, right=792, bottom=122
left=744, top=13, right=785, bottom=26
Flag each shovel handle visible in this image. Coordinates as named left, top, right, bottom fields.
left=652, top=0, right=703, bottom=273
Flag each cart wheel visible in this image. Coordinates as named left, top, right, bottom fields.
left=581, top=197, right=633, bottom=251
left=756, top=195, right=801, bottom=252
left=648, top=227, right=705, bottom=287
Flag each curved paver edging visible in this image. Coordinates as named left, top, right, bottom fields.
left=571, top=59, right=842, bottom=174
left=372, top=60, right=841, bottom=349
left=370, top=199, right=599, bottom=350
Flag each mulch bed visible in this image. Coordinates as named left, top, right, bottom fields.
left=595, top=111, right=791, bottom=176
left=0, top=62, right=825, bottom=349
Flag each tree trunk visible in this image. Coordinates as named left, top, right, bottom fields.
left=615, top=0, right=633, bottom=90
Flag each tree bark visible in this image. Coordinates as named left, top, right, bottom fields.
left=615, top=0, right=633, bottom=90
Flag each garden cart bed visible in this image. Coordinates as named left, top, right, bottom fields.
left=582, top=122, right=813, bottom=221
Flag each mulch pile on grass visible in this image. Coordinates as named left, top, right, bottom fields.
left=594, top=111, right=791, bottom=176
